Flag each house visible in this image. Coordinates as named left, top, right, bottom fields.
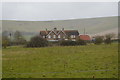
left=40, top=28, right=79, bottom=41
left=79, top=35, right=91, bottom=41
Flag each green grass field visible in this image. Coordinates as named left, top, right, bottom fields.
left=2, top=43, right=118, bottom=78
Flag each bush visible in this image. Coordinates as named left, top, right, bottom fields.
left=60, top=40, right=86, bottom=46
left=77, top=39, right=87, bottom=45
left=48, top=41, right=60, bottom=46
left=94, top=36, right=104, bottom=45
left=60, top=41, right=76, bottom=46
left=12, top=39, right=27, bottom=45
left=104, top=33, right=115, bottom=44
left=26, top=36, right=48, bottom=47
left=2, top=36, right=10, bottom=48
left=104, top=38, right=111, bottom=44
left=13, top=31, right=27, bottom=45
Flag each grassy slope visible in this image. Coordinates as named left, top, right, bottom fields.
left=2, top=16, right=118, bottom=34
left=2, top=43, right=118, bottom=78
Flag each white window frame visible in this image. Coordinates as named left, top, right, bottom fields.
left=58, top=35, right=61, bottom=38
left=71, top=35, right=73, bottom=38
left=48, top=35, right=51, bottom=38
left=43, top=36, right=45, bottom=38
left=71, top=35, right=75, bottom=38
left=53, top=35, right=56, bottom=38
left=73, top=35, right=76, bottom=38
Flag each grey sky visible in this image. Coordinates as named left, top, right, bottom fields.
left=1, top=2, right=118, bottom=21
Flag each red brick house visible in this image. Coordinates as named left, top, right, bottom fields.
left=40, top=28, right=79, bottom=41
left=79, top=35, right=91, bottom=41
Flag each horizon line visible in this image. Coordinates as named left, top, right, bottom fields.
left=1, top=15, right=118, bottom=21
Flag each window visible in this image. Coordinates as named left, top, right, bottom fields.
left=71, top=35, right=75, bottom=38
left=71, top=35, right=73, bottom=38
left=73, top=35, right=76, bottom=38
left=53, top=35, right=56, bottom=38
left=48, top=35, right=51, bottom=38
left=58, top=35, right=60, bottom=38
left=43, top=36, right=45, bottom=38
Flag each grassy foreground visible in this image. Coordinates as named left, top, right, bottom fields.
left=2, top=43, right=118, bottom=78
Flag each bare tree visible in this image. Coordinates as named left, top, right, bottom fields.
left=94, top=36, right=104, bottom=45
left=13, top=31, right=26, bottom=45
left=104, top=33, right=115, bottom=44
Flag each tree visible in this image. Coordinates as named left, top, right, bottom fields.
left=94, top=36, right=104, bottom=45
left=26, top=36, right=48, bottom=47
left=2, top=31, right=11, bottom=48
left=13, top=31, right=26, bottom=45
left=104, top=33, right=115, bottom=44
left=2, top=36, right=10, bottom=48
left=2, top=31, right=9, bottom=37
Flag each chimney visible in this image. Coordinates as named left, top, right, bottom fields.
left=53, top=28, right=57, bottom=34
left=54, top=28, right=57, bottom=31
left=62, top=28, right=64, bottom=31
left=46, top=28, right=48, bottom=34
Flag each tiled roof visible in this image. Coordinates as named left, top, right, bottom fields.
left=40, top=30, right=79, bottom=36
left=79, top=35, right=91, bottom=40
left=40, top=31, right=50, bottom=36
left=64, top=30, right=79, bottom=36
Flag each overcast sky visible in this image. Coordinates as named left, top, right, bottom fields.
left=1, top=2, right=118, bottom=21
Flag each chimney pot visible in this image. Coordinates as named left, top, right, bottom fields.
left=54, top=28, right=57, bottom=31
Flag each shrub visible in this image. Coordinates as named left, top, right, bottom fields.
left=104, top=38, right=111, bottom=44
left=60, top=40, right=86, bottom=46
left=13, top=31, right=27, bottom=45
left=2, top=36, right=10, bottom=48
left=48, top=41, right=60, bottom=46
left=77, top=39, right=87, bottom=45
left=104, top=33, right=115, bottom=44
left=60, top=41, right=76, bottom=46
left=94, top=36, right=104, bottom=45
left=26, top=36, right=48, bottom=47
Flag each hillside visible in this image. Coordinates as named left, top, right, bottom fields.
left=1, top=16, right=118, bottom=40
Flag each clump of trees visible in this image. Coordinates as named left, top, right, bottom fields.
left=94, top=36, right=104, bottom=45
left=93, top=33, right=116, bottom=45
left=104, top=33, right=115, bottom=44
left=26, top=36, right=48, bottom=47
left=2, top=31, right=11, bottom=48
left=2, top=31, right=27, bottom=48
left=2, top=36, right=10, bottom=48
left=13, top=31, right=27, bottom=45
